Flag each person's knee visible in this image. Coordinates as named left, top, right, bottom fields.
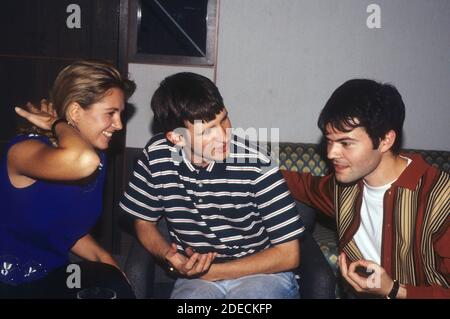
left=170, top=279, right=224, bottom=299
left=227, top=273, right=300, bottom=299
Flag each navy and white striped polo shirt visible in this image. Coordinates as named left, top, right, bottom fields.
left=120, top=134, right=305, bottom=260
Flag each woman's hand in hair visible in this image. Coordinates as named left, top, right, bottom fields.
left=15, top=99, right=58, bottom=131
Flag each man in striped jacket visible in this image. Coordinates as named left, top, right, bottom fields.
left=120, top=72, right=305, bottom=298
left=282, top=79, right=449, bottom=299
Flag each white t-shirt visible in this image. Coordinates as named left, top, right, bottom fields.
left=354, top=157, right=411, bottom=264
left=353, top=181, right=390, bottom=264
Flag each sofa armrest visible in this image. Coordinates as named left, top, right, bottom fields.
left=123, top=237, right=155, bottom=299
left=295, top=200, right=316, bottom=231
left=297, top=230, right=336, bottom=299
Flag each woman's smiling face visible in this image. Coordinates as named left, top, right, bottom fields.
left=75, top=88, right=125, bottom=150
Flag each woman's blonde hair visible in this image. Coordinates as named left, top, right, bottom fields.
left=19, top=60, right=136, bottom=138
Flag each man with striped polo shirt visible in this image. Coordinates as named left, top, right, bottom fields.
left=120, top=72, right=305, bottom=299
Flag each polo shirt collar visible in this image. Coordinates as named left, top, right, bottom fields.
left=180, top=148, right=220, bottom=173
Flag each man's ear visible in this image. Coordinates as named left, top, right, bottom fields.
left=66, top=102, right=82, bottom=125
left=380, top=130, right=396, bottom=153
left=166, top=130, right=185, bottom=146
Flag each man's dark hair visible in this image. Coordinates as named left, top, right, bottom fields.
left=151, top=72, right=225, bottom=133
left=318, top=79, right=405, bottom=153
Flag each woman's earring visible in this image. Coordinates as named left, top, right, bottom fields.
left=67, top=118, right=79, bottom=131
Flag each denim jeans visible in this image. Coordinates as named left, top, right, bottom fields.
left=170, top=271, right=300, bottom=299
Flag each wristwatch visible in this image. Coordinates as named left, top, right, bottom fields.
left=386, top=279, right=400, bottom=299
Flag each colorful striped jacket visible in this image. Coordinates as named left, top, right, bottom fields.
left=282, top=154, right=449, bottom=298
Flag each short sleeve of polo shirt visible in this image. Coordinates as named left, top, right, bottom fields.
left=119, top=147, right=163, bottom=222
left=254, top=162, right=305, bottom=245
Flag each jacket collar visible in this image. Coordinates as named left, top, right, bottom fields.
left=392, top=153, right=430, bottom=190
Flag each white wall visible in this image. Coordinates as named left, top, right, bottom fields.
left=127, top=0, right=450, bottom=150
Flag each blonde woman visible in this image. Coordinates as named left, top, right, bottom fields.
left=0, top=61, right=136, bottom=298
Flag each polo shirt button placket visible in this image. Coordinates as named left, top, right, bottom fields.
left=197, top=182, right=204, bottom=206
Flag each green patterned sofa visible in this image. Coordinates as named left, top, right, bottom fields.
left=275, top=142, right=450, bottom=297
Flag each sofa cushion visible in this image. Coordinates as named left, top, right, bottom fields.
left=276, top=143, right=329, bottom=175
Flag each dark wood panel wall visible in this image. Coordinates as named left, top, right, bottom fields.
left=0, top=0, right=119, bottom=59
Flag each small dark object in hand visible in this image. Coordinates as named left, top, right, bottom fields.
left=355, top=266, right=375, bottom=278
